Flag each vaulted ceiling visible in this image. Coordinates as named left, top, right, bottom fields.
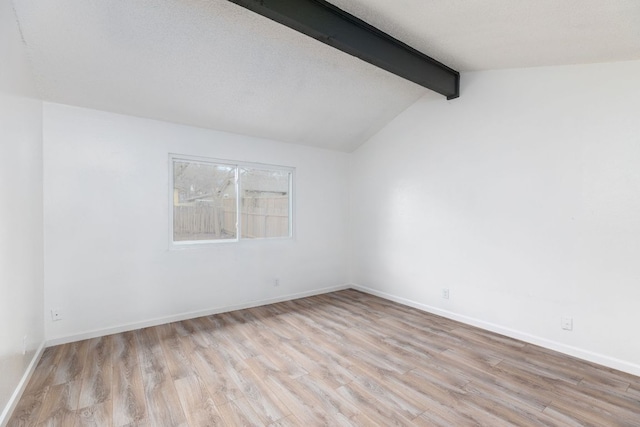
left=12, top=0, right=640, bottom=151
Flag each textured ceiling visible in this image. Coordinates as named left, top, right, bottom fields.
left=330, top=0, right=640, bottom=72
left=12, top=0, right=640, bottom=152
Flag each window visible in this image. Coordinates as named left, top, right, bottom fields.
left=170, top=155, right=293, bottom=245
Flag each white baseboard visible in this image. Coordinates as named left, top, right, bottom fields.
left=0, top=341, right=46, bottom=427
left=46, top=284, right=351, bottom=347
left=351, top=284, right=640, bottom=377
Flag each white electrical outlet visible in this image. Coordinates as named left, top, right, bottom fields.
left=51, top=308, right=63, bottom=321
left=442, top=288, right=450, bottom=299
left=561, top=316, right=573, bottom=331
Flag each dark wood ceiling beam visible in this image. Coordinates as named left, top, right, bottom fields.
left=228, top=0, right=460, bottom=99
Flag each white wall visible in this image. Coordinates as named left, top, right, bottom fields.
left=351, top=60, right=640, bottom=375
left=0, top=0, right=44, bottom=421
left=43, top=103, right=350, bottom=342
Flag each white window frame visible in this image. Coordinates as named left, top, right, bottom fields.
left=169, top=154, right=294, bottom=248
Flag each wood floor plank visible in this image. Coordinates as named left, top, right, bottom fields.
left=78, top=335, right=112, bottom=409
left=294, top=371, right=360, bottom=421
left=233, top=363, right=291, bottom=424
left=51, top=340, right=90, bottom=386
left=259, top=344, right=309, bottom=380
left=345, top=318, right=440, bottom=363
left=348, top=368, right=424, bottom=420
left=218, top=311, right=263, bottom=360
left=111, top=332, right=147, bottom=427
left=377, top=316, right=450, bottom=354
left=6, top=386, right=49, bottom=427
left=549, top=381, right=640, bottom=425
left=574, top=380, right=640, bottom=416
left=10, top=289, right=640, bottom=426
left=523, top=341, right=636, bottom=386
left=451, top=324, right=527, bottom=350
left=341, top=328, right=416, bottom=374
left=276, top=301, right=351, bottom=345
left=439, top=347, right=504, bottom=377
left=336, top=380, right=414, bottom=426
left=75, top=400, right=112, bottom=427
left=187, top=341, right=245, bottom=405
left=156, top=323, right=197, bottom=380
left=627, top=384, right=640, bottom=399
left=36, top=380, right=82, bottom=427
left=179, top=319, right=211, bottom=350
left=246, top=305, right=302, bottom=342
left=413, top=404, right=483, bottom=427
left=351, top=363, right=473, bottom=424
left=474, top=368, right=552, bottom=412
left=290, top=343, right=355, bottom=389
left=267, top=414, right=304, bottom=427
left=216, top=397, right=267, bottom=426
left=462, top=381, right=563, bottom=426
left=23, top=347, right=58, bottom=395
left=541, top=405, right=596, bottom=427
left=134, top=328, right=187, bottom=427
left=172, top=374, right=223, bottom=426
left=263, top=371, right=348, bottom=426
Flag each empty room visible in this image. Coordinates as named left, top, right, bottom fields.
left=2, top=0, right=640, bottom=425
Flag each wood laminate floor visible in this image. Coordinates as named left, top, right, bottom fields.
left=7, top=289, right=640, bottom=426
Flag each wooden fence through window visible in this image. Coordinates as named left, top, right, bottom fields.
left=173, top=196, right=289, bottom=240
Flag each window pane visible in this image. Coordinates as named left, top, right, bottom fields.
left=173, top=160, right=237, bottom=241
left=240, top=168, right=291, bottom=238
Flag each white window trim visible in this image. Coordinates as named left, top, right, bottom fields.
left=169, top=153, right=295, bottom=249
